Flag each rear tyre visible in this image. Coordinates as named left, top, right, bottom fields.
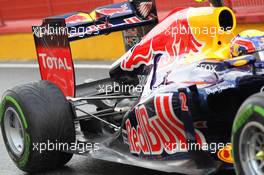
left=0, top=81, right=75, bottom=173
left=232, top=93, right=264, bottom=175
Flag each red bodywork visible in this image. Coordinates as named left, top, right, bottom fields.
left=121, top=8, right=203, bottom=71
left=33, top=20, right=75, bottom=97
left=36, top=47, right=75, bottom=97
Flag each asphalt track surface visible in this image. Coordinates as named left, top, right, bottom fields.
left=0, top=61, right=235, bottom=175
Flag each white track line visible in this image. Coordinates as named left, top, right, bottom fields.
left=0, top=63, right=111, bottom=69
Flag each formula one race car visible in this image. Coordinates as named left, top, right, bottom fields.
left=1, top=0, right=264, bottom=174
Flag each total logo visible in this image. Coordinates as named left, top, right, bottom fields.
left=38, top=53, right=72, bottom=71
left=125, top=94, right=206, bottom=155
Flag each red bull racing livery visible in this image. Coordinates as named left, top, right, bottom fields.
left=1, top=0, right=264, bottom=175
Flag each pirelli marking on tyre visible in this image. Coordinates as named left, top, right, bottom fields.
left=233, top=104, right=264, bottom=134
left=1, top=95, right=31, bottom=168
left=3, top=96, right=28, bottom=129
left=0, top=102, right=3, bottom=123
left=233, top=105, right=253, bottom=134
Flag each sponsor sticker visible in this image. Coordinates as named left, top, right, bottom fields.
left=195, top=63, right=218, bottom=72
left=125, top=94, right=206, bottom=155
left=205, top=84, right=235, bottom=95
left=217, top=144, right=234, bottom=164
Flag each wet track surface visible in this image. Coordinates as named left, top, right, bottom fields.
left=0, top=61, right=235, bottom=175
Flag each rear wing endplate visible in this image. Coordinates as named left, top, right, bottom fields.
left=32, top=0, right=158, bottom=97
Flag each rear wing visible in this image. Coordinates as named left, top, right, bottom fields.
left=32, top=0, right=158, bottom=97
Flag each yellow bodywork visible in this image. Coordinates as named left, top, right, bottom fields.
left=183, top=7, right=237, bottom=64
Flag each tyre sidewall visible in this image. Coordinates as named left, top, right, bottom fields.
left=232, top=94, right=264, bottom=175
left=0, top=81, right=76, bottom=173
left=0, top=92, right=31, bottom=170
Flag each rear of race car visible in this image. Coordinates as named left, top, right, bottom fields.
left=0, top=0, right=264, bottom=174
left=0, top=0, right=158, bottom=173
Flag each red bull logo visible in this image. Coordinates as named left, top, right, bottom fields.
left=66, top=14, right=90, bottom=24
left=125, top=94, right=206, bottom=155
left=96, top=4, right=130, bottom=16
left=121, top=9, right=203, bottom=71
left=230, top=37, right=256, bottom=57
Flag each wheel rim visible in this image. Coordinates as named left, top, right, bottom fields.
left=239, top=121, right=264, bottom=175
left=102, top=99, right=116, bottom=107
left=3, top=107, right=25, bottom=157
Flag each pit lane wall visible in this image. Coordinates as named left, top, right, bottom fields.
left=0, top=0, right=125, bottom=61
left=0, top=24, right=264, bottom=61
left=0, top=0, right=264, bottom=61
left=0, top=32, right=125, bottom=61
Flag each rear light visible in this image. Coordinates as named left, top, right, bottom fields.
left=137, top=2, right=153, bottom=18
left=132, top=0, right=154, bottom=19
